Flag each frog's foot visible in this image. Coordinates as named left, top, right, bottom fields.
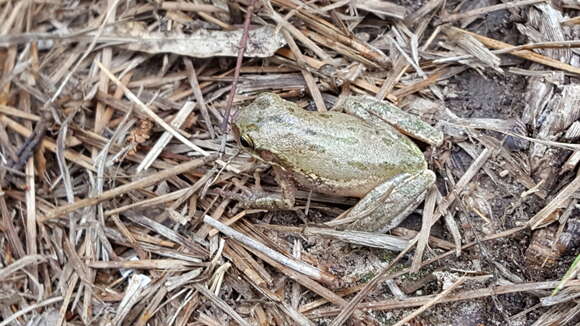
left=231, top=165, right=297, bottom=211
left=341, top=170, right=436, bottom=232
left=236, top=191, right=295, bottom=210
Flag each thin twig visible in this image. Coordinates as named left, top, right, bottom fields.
left=184, top=58, right=215, bottom=138
left=220, top=0, right=258, bottom=135
left=529, top=169, right=580, bottom=229
left=392, top=277, right=467, bottom=326
left=310, top=279, right=580, bottom=318
left=193, top=284, right=253, bottom=326
left=432, top=40, right=580, bottom=65
left=330, top=147, right=493, bottom=326
left=204, top=215, right=333, bottom=283
left=453, top=27, right=580, bottom=75
left=0, top=296, right=64, bottom=326
left=40, top=155, right=217, bottom=221
left=95, top=61, right=238, bottom=173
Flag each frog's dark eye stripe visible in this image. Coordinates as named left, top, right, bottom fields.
left=240, top=135, right=254, bottom=149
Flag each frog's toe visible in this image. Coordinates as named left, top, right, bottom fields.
left=345, top=170, right=435, bottom=232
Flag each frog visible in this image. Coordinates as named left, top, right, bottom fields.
left=231, top=92, right=443, bottom=232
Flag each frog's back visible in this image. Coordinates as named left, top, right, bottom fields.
left=286, top=110, right=427, bottom=196
left=236, top=93, right=428, bottom=198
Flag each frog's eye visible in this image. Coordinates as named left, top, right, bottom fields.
left=240, top=135, right=254, bottom=149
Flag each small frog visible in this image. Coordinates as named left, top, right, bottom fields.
left=232, top=93, right=443, bottom=232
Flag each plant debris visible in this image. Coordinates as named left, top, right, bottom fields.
left=0, top=0, right=579, bottom=325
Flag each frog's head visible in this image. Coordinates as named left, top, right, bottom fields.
left=232, top=93, right=299, bottom=166
left=233, top=92, right=284, bottom=151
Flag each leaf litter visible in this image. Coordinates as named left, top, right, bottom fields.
left=0, top=0, right=579, bottom=325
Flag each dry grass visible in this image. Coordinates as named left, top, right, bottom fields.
left=0, top=0, right=579, bottom=325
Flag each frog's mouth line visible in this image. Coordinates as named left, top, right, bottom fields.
left=244, top=148, right=291, bottom=174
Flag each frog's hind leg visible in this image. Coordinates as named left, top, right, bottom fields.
left=342, top=96, right=444, bottom=147
left=341, top=170, right=436, bottom=232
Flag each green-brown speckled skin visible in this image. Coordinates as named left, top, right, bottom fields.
left=233, top=93, right=442, bottom=232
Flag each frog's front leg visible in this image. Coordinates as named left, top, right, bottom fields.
left=333, top=169, right=435, bottom=232
left=239, top=166, right=297, bottom=210
left=342, top=96, right=444, bottom=146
